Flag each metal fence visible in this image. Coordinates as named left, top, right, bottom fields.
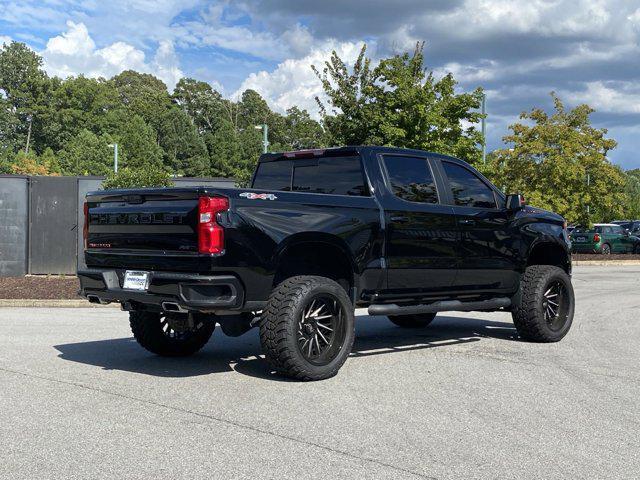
left=0, top=175, right=235, bottom=277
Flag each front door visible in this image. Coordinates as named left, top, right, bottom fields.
left=439, top=160, right=520, bottom=294
left=379, top=154, right=459, bottom=298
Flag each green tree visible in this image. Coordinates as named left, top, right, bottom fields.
left=623, top=169, right=640, bottom=220
left=173, top=78, right=227, bottom=133
left=112, top=113, right=163, bottom=169
left=281, top=107, right=326, bottom=150
left=8, top=150, right=59, bottom=176
left=157, top=106, right=209, bottom=176
left=0, top=41, right=52, bottom=154
left=206, top=120, right=241, bottom=178
left=57, top=129, right=115, bottom=175
left=39, top=147, right=61, bottom=174
left=101, top=166, right=173, bottom=189
left=42, top=75, right=121, bottom=152
left=313, top=42, right=484, bottom=162
left=0, top=97, right=21, bottom=155
left=488, top=93, right=624, bottom=225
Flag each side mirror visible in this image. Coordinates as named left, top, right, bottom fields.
left=624, top=229, right=630, bottom=236
left=506, top=193, right=526, bottom=211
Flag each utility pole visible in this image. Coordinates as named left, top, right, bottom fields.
left=108, top=143, right=119, bottom=173
left=586, top=173, right=590, bottom=218
left=481, top=93, right=487, bottom=163
left=24, top=114, right=33, bottom=154
left=255, top=124, right=269, bottom=153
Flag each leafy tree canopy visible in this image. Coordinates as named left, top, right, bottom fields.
left=313, top=42, right=484, bottom=163
left=487, top=93, right=625, bottom=225
left=101, top=166, right=173, bottom=190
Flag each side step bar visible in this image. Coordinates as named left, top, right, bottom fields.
left=368, top=297, right=511, bottom=316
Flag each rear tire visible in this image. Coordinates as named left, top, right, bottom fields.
left=259, top=275, right=355, bottom=381
left=388, top=313, right=437, bottom=328
left=601, top=243, right=611, bottom=255
left=130, top=311, right=215, bottom=357
left=512, top=265, right=574, bottom=342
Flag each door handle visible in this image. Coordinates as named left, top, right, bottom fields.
left=458, top=219, right=476, bottom=226
left=390, top=215, right=410, bottom=223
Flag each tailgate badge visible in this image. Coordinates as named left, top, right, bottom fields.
left=240, top=192, right=277, bottom=200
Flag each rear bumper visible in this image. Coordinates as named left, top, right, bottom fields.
left=571, top=244, right=600, bottom=254
left=78, top=268, right=245, bottom=312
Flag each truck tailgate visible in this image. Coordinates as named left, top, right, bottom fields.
left=84, top=188, right=217, bottom=272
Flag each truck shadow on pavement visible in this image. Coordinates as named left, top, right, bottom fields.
left=54, top=314, right=518, bottom=381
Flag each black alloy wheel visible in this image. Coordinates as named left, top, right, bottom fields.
left=542, top=281, right=571, bottom=332
left=129, top=311, right=215, bottom=357
left=259, top=275, right=355, bottom=381
left=296, top=295, right=348, bottom=366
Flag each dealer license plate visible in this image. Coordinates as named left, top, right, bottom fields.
left=123, top=271, right=150, bottom=291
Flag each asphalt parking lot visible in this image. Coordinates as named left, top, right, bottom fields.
left=1, top=265, right=639, bottom=479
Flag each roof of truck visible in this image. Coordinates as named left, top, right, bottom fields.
left=258, top=146, right=465, bottom=163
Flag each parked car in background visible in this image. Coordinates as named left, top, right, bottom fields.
left=570, top=223, right=640, bottom=254
left=612, top=220, right=640, bottom=235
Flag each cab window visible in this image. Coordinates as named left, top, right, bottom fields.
left=382, top=155, right=439, bottom=204
left=442, top=162, right=497, bottom=209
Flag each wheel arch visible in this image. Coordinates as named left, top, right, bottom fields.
left=526, top=240, right=571, bottom=274
left=272, top=233, right=357, bottom=294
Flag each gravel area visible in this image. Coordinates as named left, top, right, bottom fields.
left=0, top=276, right=80, bottom=299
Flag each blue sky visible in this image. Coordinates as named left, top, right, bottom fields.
left=1, top=0, right=639, bottom=169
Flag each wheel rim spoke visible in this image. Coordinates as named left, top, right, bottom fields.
left=542, top=281, right=570, bottom=330
left=296, top=294, right=346, bottom=364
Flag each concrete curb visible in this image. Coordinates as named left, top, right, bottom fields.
left=0, top=299, right=119, bottom=308
left=573, top=260, right=640, bottom=266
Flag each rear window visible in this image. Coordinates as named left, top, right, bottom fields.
left=252, top=156, right=368, bottom=196
left=252, top=161, right=293, bottom=191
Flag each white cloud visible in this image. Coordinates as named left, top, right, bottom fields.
left=562, top=81, right=640, bottom=114
left=174, top=3, right=315, bottom=61
left=0, top=35, right=11, bottom=46
left=41, top=21, right=184, bottom=89
left=234, top=41, right=368, bottom=117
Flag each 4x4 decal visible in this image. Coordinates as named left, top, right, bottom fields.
left=240, top=192, right=278, bottom=200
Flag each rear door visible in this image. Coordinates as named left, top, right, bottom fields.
left=611, top=225, right=633, bottom=252
left=378, top=153, right=458, bottom=297
left=438, top=159, right=519, bottom=293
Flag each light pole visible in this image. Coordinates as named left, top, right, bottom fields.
left=255, top=124, right=269, bottom=153
left=25, top=114, right=33, bottom=154
left=108, top=143, right=119, bottom=173
left=481, top=93, right=487, bottom=163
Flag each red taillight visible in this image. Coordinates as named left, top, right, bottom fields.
left=198, top=196, right=229, bottom=254
left=83, top=201, right=89, bottom=249
left=593, top=233, right=601, bottom=243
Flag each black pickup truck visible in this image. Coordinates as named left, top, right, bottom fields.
left=79, top=146, right=574, bottom=380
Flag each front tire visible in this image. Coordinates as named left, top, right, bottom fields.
left=388, top=313, right=437, bottom=328
left=259, top=276, right=355, bottom=381
left=512, top=265, right=574, bottom=342
left=129, top=311, right=215, bottom=357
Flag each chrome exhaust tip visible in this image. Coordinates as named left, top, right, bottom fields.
left=161, top=302, right=188, bottom=313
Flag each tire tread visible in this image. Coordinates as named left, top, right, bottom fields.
left=259, top=275, right=353, bottom=381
